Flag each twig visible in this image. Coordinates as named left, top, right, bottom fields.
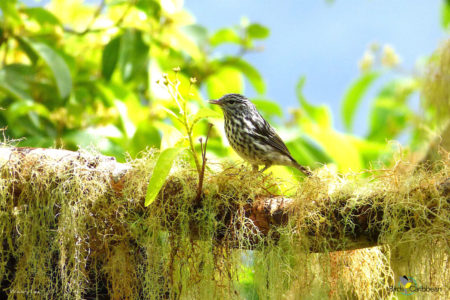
left=195, top=123, right=213, bottom=205
left=63, top=0, right=134, bottom=36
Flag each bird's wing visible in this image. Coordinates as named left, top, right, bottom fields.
left=250, top=113, right=295, bottom=161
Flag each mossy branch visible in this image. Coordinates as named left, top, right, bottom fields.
left=1, top=147, right=448, bottom=253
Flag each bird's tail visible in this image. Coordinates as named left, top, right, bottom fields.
left=293, top=162, right=312, bottom=177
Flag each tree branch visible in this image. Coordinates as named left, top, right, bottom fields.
left=0, top=147, right=448, bottom=252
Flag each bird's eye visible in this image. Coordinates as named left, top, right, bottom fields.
left=228, top=100, right=235, bottom=105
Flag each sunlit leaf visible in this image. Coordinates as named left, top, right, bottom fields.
left=308, top=128, right=363, bottom=171
left=102, top=36, right=121, bottom=81
left=222, top=58, right=265, bottom=94
left=210, top=28, right=240, bottom=46
left=341, top=72, right=379, bottom=131
left=0, top=0, right=20, bottom=24
left=145, top=147, right=184, bottom=206
left=157, top=122, right=185, bottom=150
left=246, top=23, right=270, bottom=39
left=22, top=38, right=72, bottom=98
left=206, top=67, right=243, bottom=99
left=22, top=7, right=61, bottom=26
left=252, top=99, right=283, bottom=121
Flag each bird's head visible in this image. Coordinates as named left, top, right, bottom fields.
left=209, top=94, right=254, bottom=116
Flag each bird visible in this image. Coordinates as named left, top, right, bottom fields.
left=209, top=93, right=312, bottom=176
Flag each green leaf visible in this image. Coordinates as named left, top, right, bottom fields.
left=296, top=77, right=331, bottom=128
left=102, top=36, right=121, bottom=81
left=181, top=24, right=208, bottom=46
left=8, top=99, right=51, bottom=121
left=206, top=67, right=243, bottom=99
left=341, top=72, right=379, bottom=131
left=145, top=147, right=184, bottom=206
left=246, top=23, right=270, bottom=39
left=367, top=79, right=416, bottom=141
left=22, top=7, right=61, bottom=26
left=210, top=28, right=240, bottom=46
left=222, top=58, right=265, bottom=94
left=252, top=99, right=283, bottom=121
left=129, top=123, right=161, bottom=157
left=0, top=64, right=34, bottom=100
left=15, top=37, right=39, bottom=64
left=286, top=138, right=332, bottom=167
left=0, top=0, right=20, bottom=24
left=118, top=29, right=149, bottom=82
left=22, top=38, right=72, bottom=98
left=442, top=1, right=450, bottom=29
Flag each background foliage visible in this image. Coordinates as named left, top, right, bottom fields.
left=0, top=0, right=449, bottom=177
left=0, top=1, right=449, bottom=299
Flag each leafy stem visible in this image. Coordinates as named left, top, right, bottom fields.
left=163, top=71, right=201, bottom=174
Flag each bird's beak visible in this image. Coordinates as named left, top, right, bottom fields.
left=209, top=99, right=221, bottom=105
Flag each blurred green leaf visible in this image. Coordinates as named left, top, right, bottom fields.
left=210, top=28, right=240, bottom=46
left=442, top=1, right=450, bottom=29
left=15, top=36, right=39, bottom=64
left=22, top=7, right=61, bottom=26
left=22, top=38, right=72, bottom=98
left=145, top=147, right=184, bottom=206
left=296, top=77, right=331, bottom=128
left=222, top=58, right=265, bottom=94
left=341, top=72, right=379, bottom=131
left=252, top=99, right=283, bottom=121
left=0, top=64, right=34, bottom=100
left=129, top=123, right=161, bottom=157
left=286, top=138, right=332, bottom=167
left=135, top=0, right=161, bottom=17
left=102, top=36, right=121, bottom=81
left=247, top=23, right=270, bottom=39
left=118, top=29, right=149, bottom=82
left=367, top=80, right=415, bottom=141
left=0, top=0, right=20, bottom=24
left=182, top=24, right=208, bottom=47
left=206, top=67, right=243, bottom=99
left=368, top=97, right=411, bottom=142
left=8, top=99, right=50, bottom=121
left=312, top=129, right=363, bottom=171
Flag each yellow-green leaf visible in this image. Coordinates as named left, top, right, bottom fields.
left=341, top=72, right=379, bottom=131
left=145, top=147, right=184, bottom=206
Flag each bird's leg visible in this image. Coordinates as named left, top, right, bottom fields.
left=252, top=165, right=259, bottom=172
left=259, top=164, right=271, bottom=173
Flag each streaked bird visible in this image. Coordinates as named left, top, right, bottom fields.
left=209, top=93, right=312, bottom=176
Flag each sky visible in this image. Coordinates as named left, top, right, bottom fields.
left=21, top=0, right=448, bottom=136
left=184, top=0, right=447, bottom=135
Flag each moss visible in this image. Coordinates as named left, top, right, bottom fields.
left=0, top=148, right=448, bottom=299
